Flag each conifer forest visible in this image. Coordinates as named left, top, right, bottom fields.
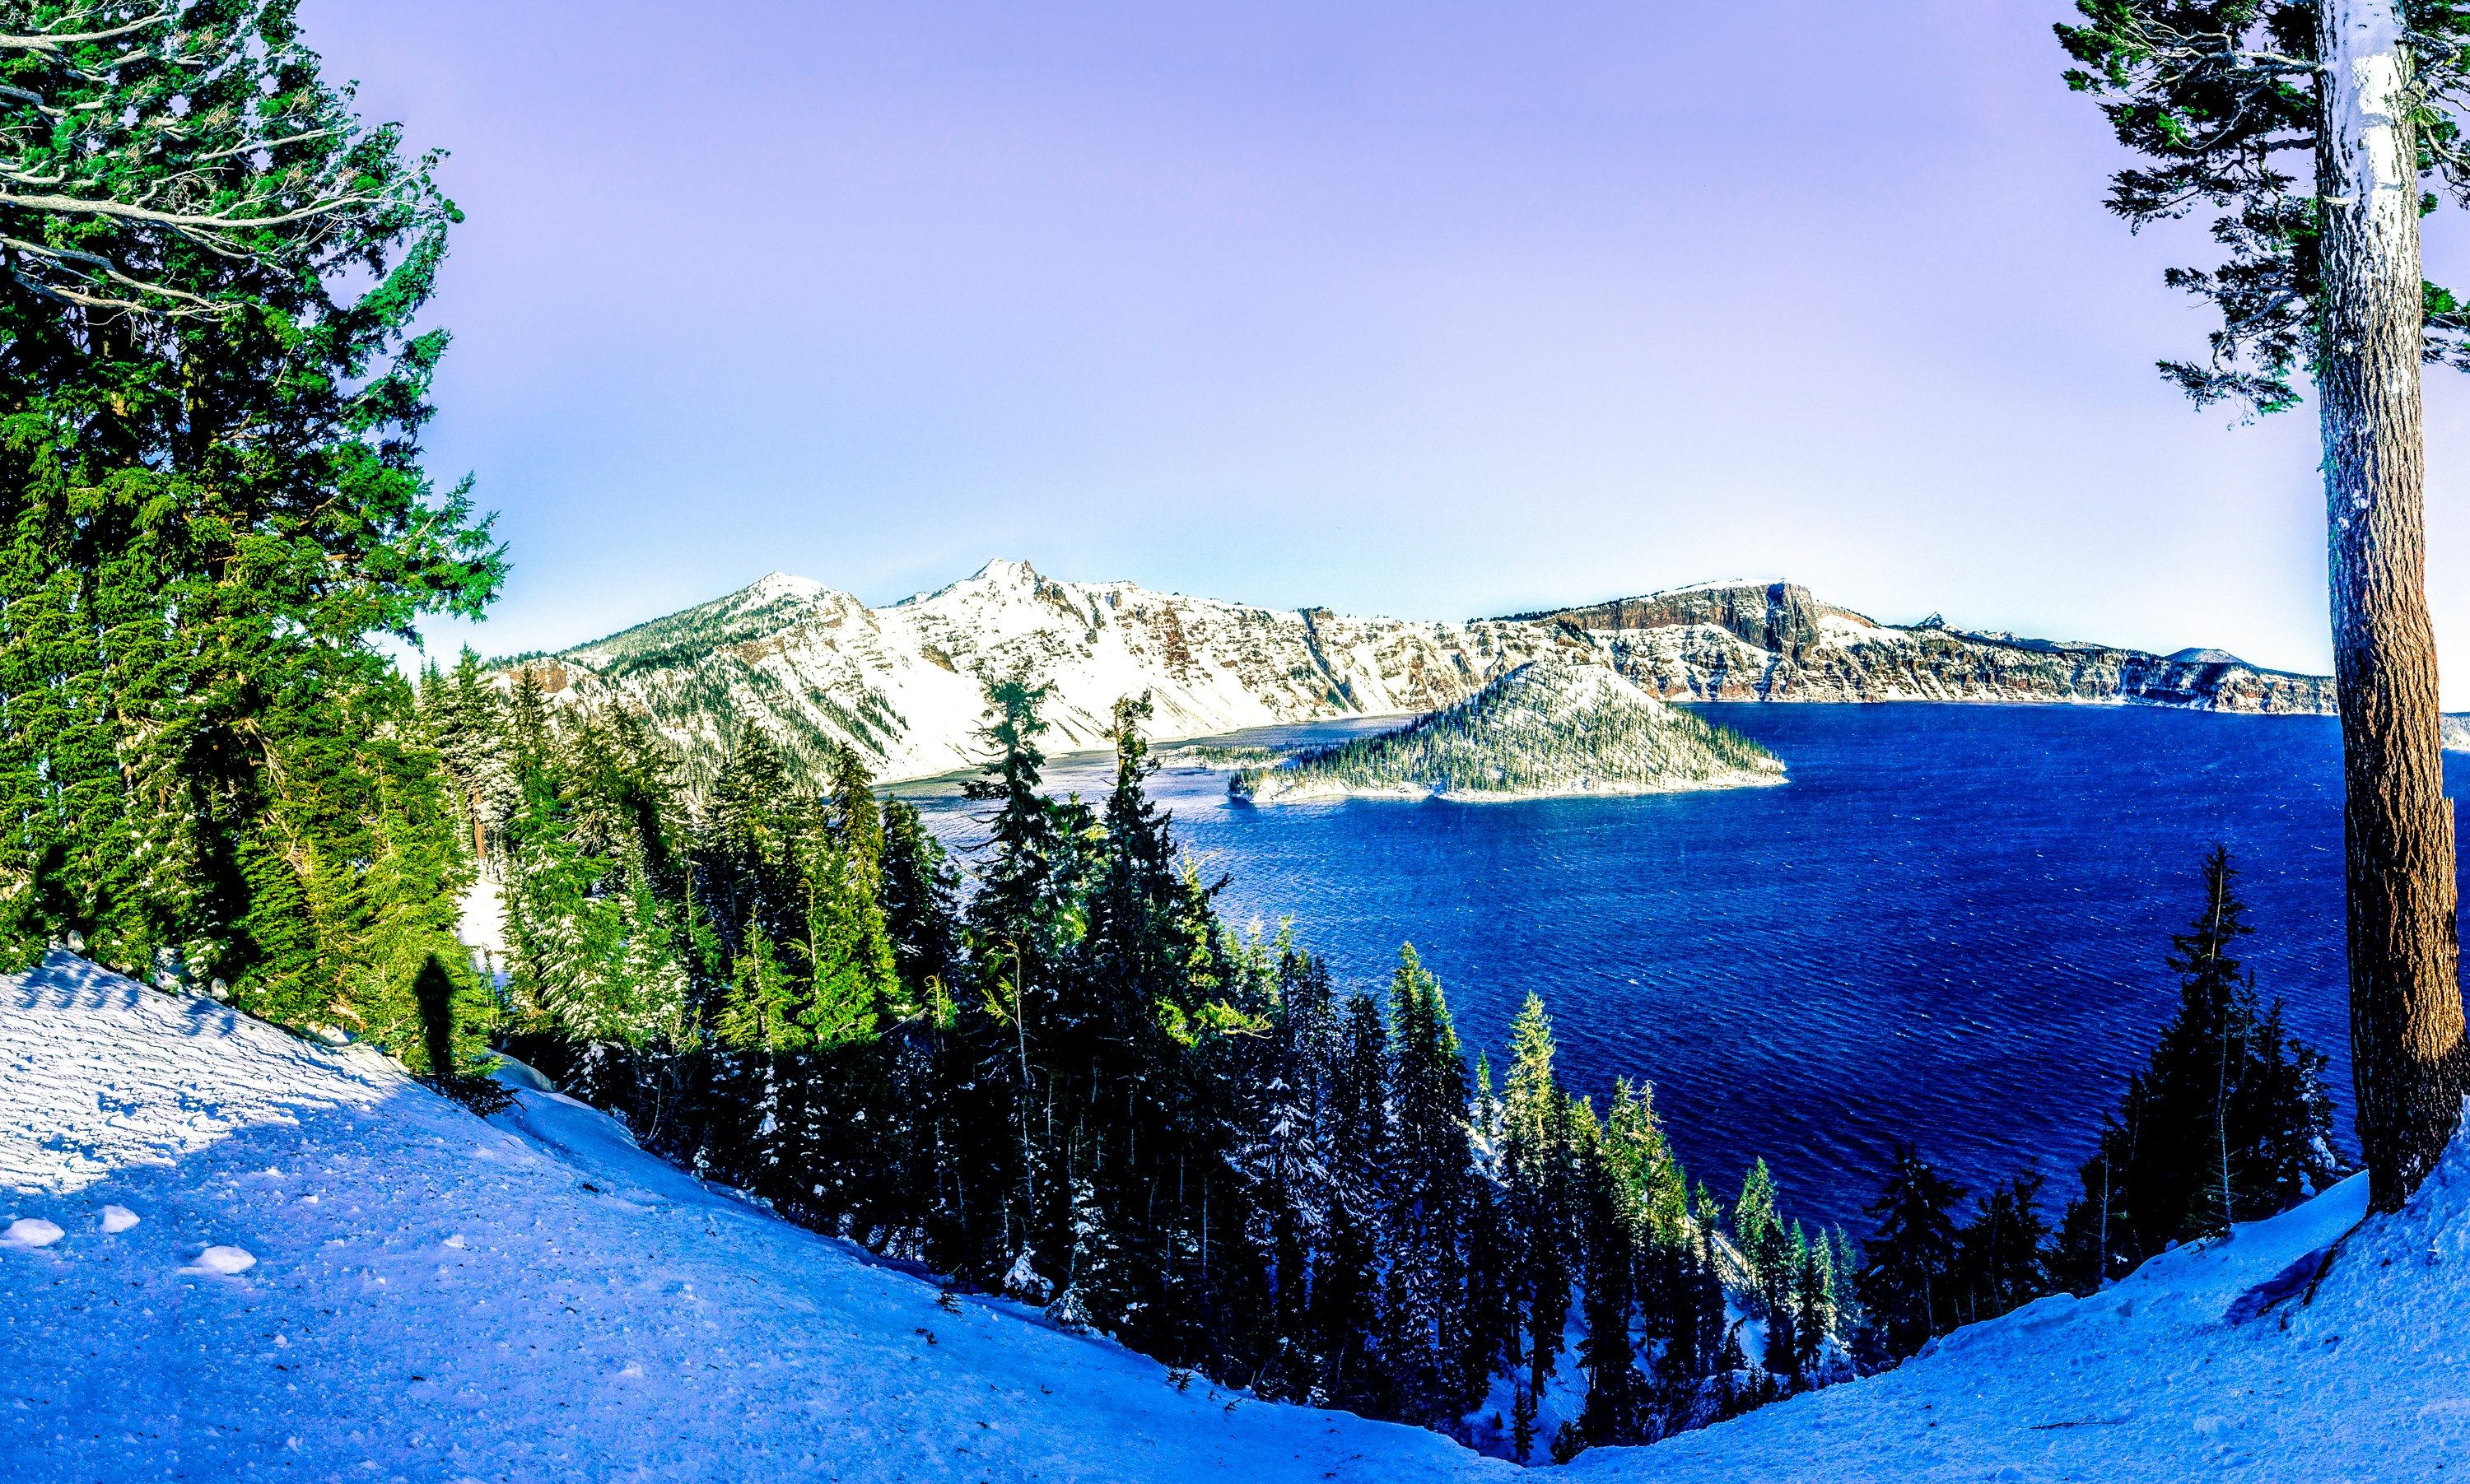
left=311, top=656, right=2342, bottom=1457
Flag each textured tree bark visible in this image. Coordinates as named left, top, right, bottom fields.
left=2318, top=0, right=2466, bottom=1212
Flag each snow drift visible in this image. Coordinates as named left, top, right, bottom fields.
left=1567, top=1137, right=2470, bottom=1481
left=0, top=951, right=1507, bottom=1482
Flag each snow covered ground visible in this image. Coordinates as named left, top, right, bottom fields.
left=14, top=942, right=2468, bottom=1483
left=1573, top=1151, right=2470, bottom=1481
left=0, top=951, right=1509, bottom=1483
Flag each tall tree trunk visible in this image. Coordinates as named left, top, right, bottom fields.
left=2319, top=0, right=2466, bottom=1212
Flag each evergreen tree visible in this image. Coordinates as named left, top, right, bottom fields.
left=422, top=648, right=512, bottom=869
left=1318, top=990, right=1391, bottom=1416
left=1857, top=1142, right=1965, bottom=1361
left=2055, top=849, right=2345, bottom=1288
left=0, top=0, right=499, bottom=1034
left=879, top=798, right=962, bottom=1000
left=954, top=673, right=1089, bottom=1289
left=717, top=917, right=803, bottom=1052
left=1957, top=1172, right=2056, bottom=1325
left=1382, top=944, right=1478, bottom=1433
left=492, top=694, right=696, bottom=1049
left=1498, top=993, right=1575, bottom=1412
left=1577, top=1105, right=1647, bottom=1447
left=2058, top=1, right=2470, bottom=1211
left=1792, top=1234, right=1830, bottom=1380
left=1248, top=946, right=1338, bottom=1402
left=829, top=741, right=885, bottom=880
left=1057, top=695, right=1187, bottom=1342
left=1731, top=1157, right=1785, bottom=1302
left=1764, top=1254, right=1799, bottom=1386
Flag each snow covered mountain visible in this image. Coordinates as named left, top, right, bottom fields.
left=1234, top=653, right=1786, bottom=802
left=0, top=951, right=1506, bottom=1483
left=519, top=562, right=2337, bottom=789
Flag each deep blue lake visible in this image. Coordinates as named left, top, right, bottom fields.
left=893, top=704, right=2470, bottom=1236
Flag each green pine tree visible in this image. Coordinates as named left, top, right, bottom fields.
left=0, top=2, right=501, bottom=1033
left=1857, top=1143, right=1965, bottom=1361
left=2055, top=848, right=2346, bottom=1288
left=1382, top=944, right=1480, bottom=1431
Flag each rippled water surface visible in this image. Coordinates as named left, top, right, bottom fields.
left=895, top=704, right=2470, bottom=1232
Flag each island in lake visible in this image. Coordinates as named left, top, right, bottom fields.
left=1230, top=650, right=1785, bottom=802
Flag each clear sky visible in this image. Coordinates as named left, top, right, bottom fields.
left=309, top=1, right=2470, bottom=698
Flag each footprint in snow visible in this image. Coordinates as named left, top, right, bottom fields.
left=4, top=1217, right=63, bottom=1248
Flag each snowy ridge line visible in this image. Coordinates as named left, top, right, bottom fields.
left=0, top=951, right=1513, bottom=1482
left=509, top=561, right=2337, bottom=793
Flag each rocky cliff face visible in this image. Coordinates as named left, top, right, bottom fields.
left=1513, top=580, right=2337, bottom=713
left=522, top=564, right=2337, bottom=789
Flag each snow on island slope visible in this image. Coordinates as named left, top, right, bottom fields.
left=0, top=952, right=1509, bottom=1484
left=1569, top=1147, right=2470, bottom=1481
left=1233, top=654, right=1785, bottom=802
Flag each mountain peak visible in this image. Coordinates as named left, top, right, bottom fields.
left=968, top=557, right=1042, bottom=584
left=892, top=558, right=1048, bottom=609
left=739, top=571, right=827, bottom=601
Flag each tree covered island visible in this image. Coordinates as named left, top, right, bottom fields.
left=1232, top=653, right=1784, bottom=803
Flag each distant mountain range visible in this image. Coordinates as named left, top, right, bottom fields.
left=516, top=558, right=2332, bottom=785
left=512, top=561, right=2339, bottom=788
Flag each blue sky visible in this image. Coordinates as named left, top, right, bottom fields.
left=312, top=1, right=2470, bottom=695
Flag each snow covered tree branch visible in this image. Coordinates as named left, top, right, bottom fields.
left=0, top=0, right=445, bottom=320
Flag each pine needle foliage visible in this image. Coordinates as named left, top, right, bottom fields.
left=2055, top=1, right=2470, bottom=414
left=0, top=1, right=501, bottom=1048
left=2054, top=845, right=2346, bottom=1286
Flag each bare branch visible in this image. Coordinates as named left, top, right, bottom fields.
left=2, top=234, right=226, bottom=309
left=193, top=127, right=340, bottom=164
left=8, top=264, right=214, bottom=318
left=0, top=12, right=170, bottom=53
left=0, top=187, right=384, bottom=233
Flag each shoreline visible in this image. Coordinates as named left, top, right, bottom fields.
left=1237, top=769, right=1788, bottom=805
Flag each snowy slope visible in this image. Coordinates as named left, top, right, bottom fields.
left=1567, top=1151, right=2470, bottom=1481
left=0, top=951, right=1511, bottom=1484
